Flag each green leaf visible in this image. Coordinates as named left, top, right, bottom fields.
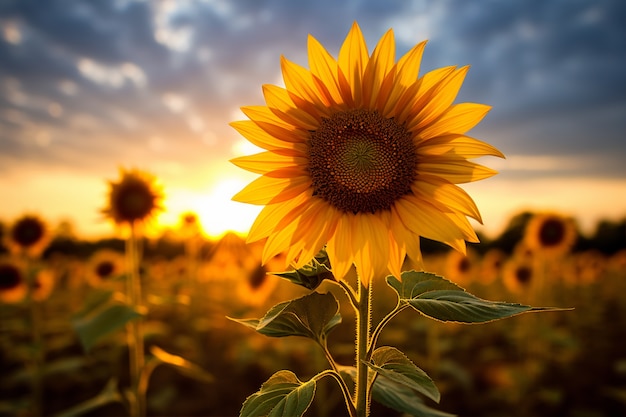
left=372, top=378, right=455, bottom=417
left=230, top=292, right=341, bottom=344
left=150, top=346, right=214, bottom=383
left=367, top=346, right=440, bottom=403
left=72, top=298, right=143, bottom=351
left=240, top=370, right=316, bottom=417
left=340, top=366, right=453, bottom=417
left=272, top=248, right=334, bottom=290
left=387, top=270, right=564, bottom=323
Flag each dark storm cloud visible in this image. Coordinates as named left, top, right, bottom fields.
left=0, top=0, right=624, bottom=178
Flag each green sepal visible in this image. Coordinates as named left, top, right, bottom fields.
left=240, top=370, right=316, bottom=417
left=272, top=248, right=334, bottom=290
left=367, top=346, right=440, bottom=403
left=387, top=270, right=566, bottom=323
left=229, top=292, right=341, bottom=345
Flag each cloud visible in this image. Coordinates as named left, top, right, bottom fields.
left=0, top=0, right=624, bottom=182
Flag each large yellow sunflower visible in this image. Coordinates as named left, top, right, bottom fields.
left=231, top=22, right=504, bottom=287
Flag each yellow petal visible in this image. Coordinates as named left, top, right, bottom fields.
left=419, top=103, right=491, bottom=139
left=230, top=120, right=304, bottom=152
left=389, top=209, right=423, bottom=273
left=418, top=157, right=498, bottom=183
left=263, top=84, right=320, bottom=130
left=411, top=174, right=482, bottom=223
left=407, top=66, right=469, bottom=131
left=362, top=28, right=395, bottom=108
left=230, top=151, right=306, bottom=175
left=281, top=56, right=330, bottom=111
left=338, top=21, right=368, bottom=106
left=396, top=40, right=427, bottom=89
left=262, top=219, right=300, bottom=264
left=242, top=106, right=311, bottom=143
left=395, top=196, right=467, bottom=245
left=291, top=200, right=340, bottom=269
left=417, top=134, right=505, bottom=159
left=352, top=212, right=389, bottom=288
left=396, top=66, right=457, bottom=123
left=380, top=40, right=427, bottom=116
left=247, top=192, right=311, bottom=243
left=326, top=214, right=354, bottom=281
left=232, top=174, right=310, bottom=205
left=307, top=34, right=347, bottom=107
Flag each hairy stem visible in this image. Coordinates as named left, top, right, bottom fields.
left=355, top=280, right=372, bottom=417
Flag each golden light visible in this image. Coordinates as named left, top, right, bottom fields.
left=158, top=176, right=261, bottom=240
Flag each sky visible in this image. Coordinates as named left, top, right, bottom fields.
left=1, top=0, right=625, bottom=240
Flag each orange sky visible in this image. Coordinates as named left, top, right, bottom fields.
left=1, top=1, right=625, bottom=241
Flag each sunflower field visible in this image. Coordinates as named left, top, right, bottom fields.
left=1, top=210, right=625, bottom=417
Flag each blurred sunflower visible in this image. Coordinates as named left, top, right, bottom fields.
left=86, top=249, right=126, bottom=288
left=502, top=258, right=535, bottom=295
left=524, top=212, right=577, bottom=258
left=444, top=249, right=476, bottom=287
left=102, top=168, right=163, bottom=230
left=479, top=248, right=506, bottom=285
left=231, top=22, right=503, bottom=286
left=4, top=214, right=50, bottom=258
left=0, top=256, right=28, bottom=303
left=236, top=241, right=285, bottom=308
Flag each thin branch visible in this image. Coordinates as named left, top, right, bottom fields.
left=314, top=370, right=358, bottom=417
left=366, top=303, right=409, bottom=360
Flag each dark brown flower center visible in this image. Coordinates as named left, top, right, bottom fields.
left=0, top=264, right=22, bottom=290
left=95, top=261, right=115, bottom=279
left=114, top=182, right=156, bottom=222
left=308, top=109, right=417, bottom=214
left=516, top=265, right=532, bottom=285
left=249, top=265, right=268, bottom=290
left=538, top=218, right=566, bottom=247
left=12, top=217, right=45, bottom=247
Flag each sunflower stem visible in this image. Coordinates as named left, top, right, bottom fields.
left=126, top=223, right=146, bottom=417
left=355, top=279, right=372, bottom=417
left=28, top=279, right=44, bottom=417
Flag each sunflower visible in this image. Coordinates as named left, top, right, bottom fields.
left=0, top=256, right=28, bottom=303
left=5, top=214, right=51, bottom=258
left=479, top=248, right=506, bottom=285
left=523, top=212, right=577, bottom=258
left=502, top=257, right=535, bottom=295
left=102, top=168, right=163, bottom=228
left=86, top=249, right=126, bottom=288
left=231, top=22, right=504, bottom=287
left=443, top=248, right=476, bottom=287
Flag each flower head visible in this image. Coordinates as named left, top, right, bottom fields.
left=0, top=257, right=27, bottom=303
left=102, top=168, right=163, bottom=228
left=5, top=214, right=50, bottom=258
left=524, top=212, right=577, bottom=258
left=231, top=22, right=504, bottom=286
left=86, top=249, right=126, bottom=287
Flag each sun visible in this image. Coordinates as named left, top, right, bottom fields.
left=158, top=176, right=261, bottom=240
left=195, top=178, right=262, bottom=239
